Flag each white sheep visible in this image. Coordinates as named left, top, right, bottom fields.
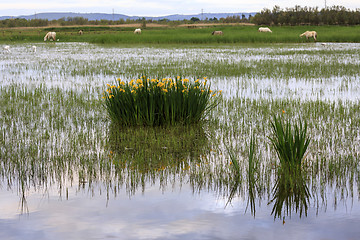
left=299, top=31, right=317, bottom=41
left=212, top=31, right=223, bottom=35
left=134, top=28, right=141, bottom=34
left=258, top=27, right=272, bottom=33
left=44, top=32, right=56, bottom=42
left=3, top=45, right=10, bottom=52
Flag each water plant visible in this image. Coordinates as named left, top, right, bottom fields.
left=226, top=134, right=260, bottom=215
left=103, top=76, right=221, bottom=126
left=269, top=115, right=311, bottom=167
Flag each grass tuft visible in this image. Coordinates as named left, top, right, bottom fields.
left=269, top=115, right=311, bottom=167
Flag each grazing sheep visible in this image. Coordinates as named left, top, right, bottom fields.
left=212, top=31, right=223, bottom=35
left=258, top=27, right=272, bottom=33
left=3, top=45, right=10, bottom=52
left=134, top=28, right=141, bottom=34
left=299, top=31, right=317, bottom=41
left=78, top=30, right=83, bottom=35
left=32, top=46, right=37, bottom=52
left=321, top=42, right=327, bottom=46
left=44, top=32, right=56, bottom=42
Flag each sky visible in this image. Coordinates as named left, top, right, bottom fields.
left=0, top=0, right=358, bottom=17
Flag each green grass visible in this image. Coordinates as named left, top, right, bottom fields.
left=269, top=115, right=311, bottom=167
left=1, top=25, right=360, bottom=44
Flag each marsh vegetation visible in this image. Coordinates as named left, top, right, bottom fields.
left=0, top=41, right=359, bottom=239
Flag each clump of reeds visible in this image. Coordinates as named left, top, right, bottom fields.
left=269, top=115, right=311, bottom=167
left=103, top=76, right=221, bottom=126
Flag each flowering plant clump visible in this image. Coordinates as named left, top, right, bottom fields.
left=103, top=76, right=221, bottom=126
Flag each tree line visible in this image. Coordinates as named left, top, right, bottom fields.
left=252, top=5, right=360, bottom=25
left=0, top=5, right=359, bottom=28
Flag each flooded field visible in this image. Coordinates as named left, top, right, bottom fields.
left=1, top=42, right=359, bottom=239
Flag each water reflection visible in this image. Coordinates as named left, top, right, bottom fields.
left=107, top=123, right=211, bottom=195
left=269, top=164, right=311, bottom=221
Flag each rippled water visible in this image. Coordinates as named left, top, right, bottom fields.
left=1, top=42, right=359, bottom=240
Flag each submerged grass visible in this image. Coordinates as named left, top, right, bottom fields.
left=0, top=43, right=359, bottom=218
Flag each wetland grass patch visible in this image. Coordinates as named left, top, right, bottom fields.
left=0, top=43, right=359, bottom=220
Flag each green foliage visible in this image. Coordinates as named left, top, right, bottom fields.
left=103, top=76, right=221, bottom=126
left=252, top=5, right=360, bottom=26
left=269, top=115, right=311, bottom=166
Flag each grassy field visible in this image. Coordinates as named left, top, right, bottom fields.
left=1, top=24, right=360, bottom=44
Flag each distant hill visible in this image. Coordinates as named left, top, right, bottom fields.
left=0, top=12, right=257, bottom=21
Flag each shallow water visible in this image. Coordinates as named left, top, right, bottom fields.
left=1, top=42, right=359, bottom=239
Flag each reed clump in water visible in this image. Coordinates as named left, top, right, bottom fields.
left=269, top=115, right=311, bottom=167
left=103, top=75, right=221, bottom=126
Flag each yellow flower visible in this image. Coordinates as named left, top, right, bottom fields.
left=177, top=76, right=180, bottom=80
left=195, top=79, right=200, bottom=83
left=183, top=78, right=189, bottom=83
left=212, top=93, right=217, bottom=97
left=117, top=78, right=121, bottom=81
left=157, top=82, right=165, bottom=88
left=136, top=79, right=143, bottom=84
left=203, top=77, right=207, bottom=80
left=163, top=89, right=168, bottom=92
left=209, top=90, right=213, bottom=93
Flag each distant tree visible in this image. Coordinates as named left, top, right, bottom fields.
left=190, top=17, right=200, bottom=22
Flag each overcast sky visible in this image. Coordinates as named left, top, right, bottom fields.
left=0, top=0, right=358, bottom=17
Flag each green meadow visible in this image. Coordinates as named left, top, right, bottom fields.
left=1, top=25, right=360, bottom=44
